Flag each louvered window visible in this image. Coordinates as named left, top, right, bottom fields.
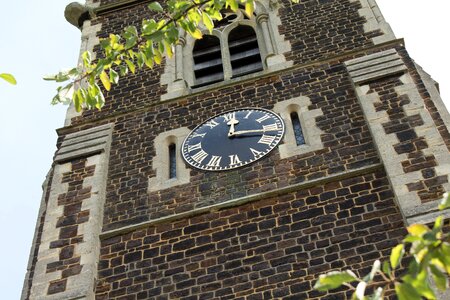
left=229, top=26, right=263, bottom=78
left=193, top=35, right=224, bottom=87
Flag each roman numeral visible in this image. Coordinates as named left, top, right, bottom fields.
left=229, top=154, right=242, bottom=166
left=250, top=148, right=263, bottom=158
left=188, top=142, right=202, bottom=153
left=207, top=156, right=222, bottom=167
left=205, top=119, right=219, bottom=129
left=222, top=112, right=235, bottom=122
left=244, top=111, right=252, bottom=119
left=191, top=132, right=206, bottom=139
left=256, top=114, right=271, bottom=123
left=192, top=150, right=208, bottom=164
left=262, top=123, right=279, bottom=132
left=258, top=135, right=276, bottom=145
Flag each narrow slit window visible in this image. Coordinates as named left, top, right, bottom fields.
left=228, top=25, right=263, bottom=78
left=290, top=112, right=305, bottom=146
left=169, top=143, right=177, bottom=179
left=193, top=35, right=224, bottom=87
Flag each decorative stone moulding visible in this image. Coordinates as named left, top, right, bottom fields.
left=55, top=124, right=113, bottom=162
left=345, top=49, right=407, bottom=85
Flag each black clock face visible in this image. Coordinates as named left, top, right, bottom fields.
left=182, top=108, right=285, bottom=171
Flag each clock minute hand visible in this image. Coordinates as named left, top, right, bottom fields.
left=232, top=128, right=278, bottom=136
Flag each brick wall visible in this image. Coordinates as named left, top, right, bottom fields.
left=23, top=0, right=450, bottom=299
left=368, top=76, right=448, bottom=203
left=69, top=0, right=384, bottom=124
left=94, top=60, right=382, bottom=231
left=96, top=169, right=406, bottom=299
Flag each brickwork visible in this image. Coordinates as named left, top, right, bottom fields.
left=101, top=62, right=380, bottom=231
left=368, top=77, right=448, bottom=203
left=400, top=51, right=450, bottom=152
left=45, top=158, right=94, bottom=295
left=23, top=1, right=450, bottom=299
left=345, top=48, right=450, bottom=224
left=22, top=170, right=54, bottom=300
left=68, top=0, right=386, bottom=125
left=95, top=169, right=405, bottom=299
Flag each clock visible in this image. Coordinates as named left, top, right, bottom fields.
left=182, top=108, right=285, bottom=171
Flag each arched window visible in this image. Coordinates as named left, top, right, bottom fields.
left=161, top=0, right=292, bottom=100
left=193, top=35, right=223, bottom=87
left=168, top=143, right=177, bottom=179
left=290, top=112, right=305, bottom=146
left=228, top=25, right=263, bottom=78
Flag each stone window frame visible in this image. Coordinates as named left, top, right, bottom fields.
left=191, top=20, right=262, bottom=86
left=273, top=96, right=325, bottom=159
left=161, top=0, right=292, bottom=100
left=148, top=127, right=191, bottom=192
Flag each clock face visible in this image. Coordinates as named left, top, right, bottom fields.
left=182, top=108, right=285, bottom=171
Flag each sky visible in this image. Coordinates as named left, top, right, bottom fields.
left=0, top=0, right=449, bottom=298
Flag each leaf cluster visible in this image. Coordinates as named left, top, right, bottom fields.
left=314, top=193, right=450, bottom=300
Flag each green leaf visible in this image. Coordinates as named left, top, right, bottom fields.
left=154, top=48, right=162, bottom=64
left=433, top=215, right=444, bottom=231
left=430, top=264, right=448, bottom=290
left=190, top=28, right=203, bottom=39
left=202, top=12, right=214, bottom=34
left=125, top=35, right=137, bottom=50
left=142, top=19, right=158, bottom=35
left=390, top=244, right=404, bottom=269
left=118, top=64, right=128, bottom=76
left=314, top=270, right=359, bottom=292
left=125, top=60, right=136, bottom=74
left=137, top=52, right=145, bottom=68
left=244, top=0, right=254, bottom=18
left=395, top=282, right=422, bottom=300
left=148, top=2, right=163, bottom=12
left=228, top=0, right=238, bottom=11
left=382, top=261, right=391, bottom=276
left=82, top=51, right=92, bottom=66
left=109, top=68, right=119, bottom=84
left=94, top=83, right=105, bottom=109
left=404, top=270, right=436, bottom=300
left=100, top=70, right=111, bottom=91
left=163, top=40, right=173, bottom=58
left=73, top=89, right=82, bottom=112
left=438, top=193, right=450, bottom=210
left=407, top=224, right=429, bottom=237
left=124, top=25, right=138, bottom=37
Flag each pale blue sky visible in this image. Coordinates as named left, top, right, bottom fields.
left=0, top=0, right=449, bottom=298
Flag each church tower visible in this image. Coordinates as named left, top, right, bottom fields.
left=22, top=0, right=450, bottom=299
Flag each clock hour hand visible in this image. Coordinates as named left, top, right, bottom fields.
left=227, top=114, right=239, bottom=137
